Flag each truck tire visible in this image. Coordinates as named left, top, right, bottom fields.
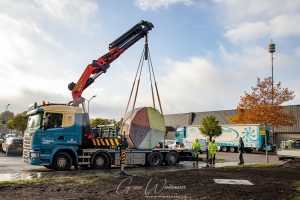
left=166, top=151, right=178, bottom=166
left=221, top=146, right=228, bottom=152
left=147, top=152, right=163, bottom=167
left=92, top=153, right=110, bottom=169
left=53, top=152, right=72, bottom=171
left=229, top=147, right=236, bottom=153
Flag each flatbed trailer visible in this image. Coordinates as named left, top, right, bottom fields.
left=77, top=148, right=193, bottom=168
left=23, top=139, right=193, bottom=170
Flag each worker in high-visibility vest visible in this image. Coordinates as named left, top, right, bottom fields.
left=192, top=139, right=201, bottom=166
left=208, top=139, right=218, bottom=166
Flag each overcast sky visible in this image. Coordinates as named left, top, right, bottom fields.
left=1, top=0, right=300, bottom=120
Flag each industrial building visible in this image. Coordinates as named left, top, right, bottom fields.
left=164, top=104, right=300, bottom=146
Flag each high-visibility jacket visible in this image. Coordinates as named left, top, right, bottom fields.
left=192, top=140, right=201, bottom=157
left=208, top=142, right=218, bottom=155
left=192, top=140, right=201, bottom=151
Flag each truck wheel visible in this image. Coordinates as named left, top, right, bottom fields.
left=166, top=151, right=178, bottom=166
left=53, top=152, right=72, bottom=171
left=221, top=146, right=228, bottom=152
left=92, top=153, right=110, bottom=169
left=229, top=147, right=236, bottom=153
left=147, top=152, right=163, bottom=167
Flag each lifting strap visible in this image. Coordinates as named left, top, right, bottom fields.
left=119, top=36, right=163, bottom=135
left=148, top=49, right=164, bottom=115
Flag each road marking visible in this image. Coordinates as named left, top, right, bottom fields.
left=214, top=179, right=254, bottom=185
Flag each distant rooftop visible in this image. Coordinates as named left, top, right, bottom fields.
left=164, top=105, right=300, bottom=133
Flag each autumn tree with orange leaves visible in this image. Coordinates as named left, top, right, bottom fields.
left=229, top=77, right=296, bottom=128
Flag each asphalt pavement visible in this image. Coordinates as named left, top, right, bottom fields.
left=213, top=152, right=284, bottom=164
left=0, top=151, right=285, bottom=181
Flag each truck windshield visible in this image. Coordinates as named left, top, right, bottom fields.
left=27, top=113, right=42, bottom=131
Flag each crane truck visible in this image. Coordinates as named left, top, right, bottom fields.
left=23, top=21, right=193, bottom=171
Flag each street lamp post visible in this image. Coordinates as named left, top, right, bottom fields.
left=3, top=104, right=11, bottom=125
left=5, top=104, right=10, bottom=112
left=268, top=40, right=276, bottom=146
left=87, top=95, right=96, bottom=113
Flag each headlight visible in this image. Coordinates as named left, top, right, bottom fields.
left=30, top=152, right=40, bottom=158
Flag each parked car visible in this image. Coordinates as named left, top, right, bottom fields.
left=2, top=137, right=23, bottom=156
left=156, top=140, right=177, bottom=149
left=0, top=135, right=5, bottom=151
left=277, top=139, right=300, bottom=160
left=5, top=133, right=16, bottom=138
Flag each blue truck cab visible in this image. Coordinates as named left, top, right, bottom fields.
left=23, top=102, right=84, bottom=169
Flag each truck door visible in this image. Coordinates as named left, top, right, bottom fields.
left=41, top=112, right=78, bottom=150
left=41, top=112, right=63, bottom=150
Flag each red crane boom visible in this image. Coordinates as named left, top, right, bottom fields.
left=68, top=20, right=154, bottom=106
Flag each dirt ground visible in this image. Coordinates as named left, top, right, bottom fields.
left=0, top=161, right=299, bottom=200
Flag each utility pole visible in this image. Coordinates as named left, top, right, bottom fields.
left=268, top=40, right=276, bottom=147
left=265, top=125, right=268, bottom=163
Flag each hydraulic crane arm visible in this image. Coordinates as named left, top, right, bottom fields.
left=68, top=20, right=154, bottom=106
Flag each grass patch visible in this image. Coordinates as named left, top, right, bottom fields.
left=296, top=182, right=300, bottom=192
left=293, top=181, right=300, bottom=200
left=0, top=176, right=74, bottom=185
left=0, top=179, right=45, bottom=185
left=294, top=181, right=300, bottom=200
left=0, top=173, right=113, bottom=185
left=223, top=163, right=277, bottom=169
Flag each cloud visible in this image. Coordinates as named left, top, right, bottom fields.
left=158, top=41, right=300, bottom=114
left=224, top=22, right=268, bottom=43
left=224, top=14, right=300, bottom=43
left=0, top=89, right=69, bottom=114
left=219, top=43, right=300, bottom=105
left=34, top=0, right=98, bottom=29
left=219, top=44, right=269, bottom=77
left=0, top=11, right=70, bottom=97
left=270, top=14, right=300, bottom=37
left=212, top=0, right=300, bottom=44
left=135, top=0, right=193, bottom=11
left=159, top=57, right=239, bottom=114
left=213, top=0, right=300, bottom=24
left=0, top=0, right=101, bottom=114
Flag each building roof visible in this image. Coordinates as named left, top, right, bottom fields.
left=164, top=113, right=190, bottom=128
left=274, top=105, right=300, bottom=133
left=164, top=105, right=300, bottom=133
left=191, top=109, right=236, bottom=126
